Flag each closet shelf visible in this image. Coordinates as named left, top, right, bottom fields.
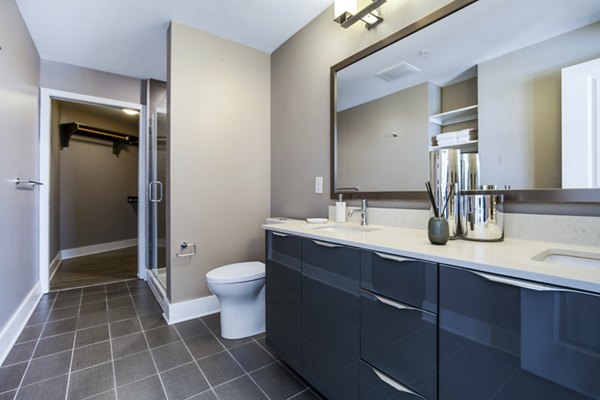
left=430, top=140, right=479, bottom=152
left=60, top=122, right=139, bottom=157
left=430, top=105, right=478, bottom=126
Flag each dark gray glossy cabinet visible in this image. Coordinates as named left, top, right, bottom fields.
left=265, top=231, right=302, bottom=373
left=439, top=264, right=600, bottom=400
left=360, top=251, right=438, bottom=400
left=302, top=239, right=361, bottom=400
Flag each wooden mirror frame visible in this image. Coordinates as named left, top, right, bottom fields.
left=329, top=0, right=600, bottom=204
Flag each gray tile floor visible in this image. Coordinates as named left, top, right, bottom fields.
left=0, top=280, right=322, bottom=400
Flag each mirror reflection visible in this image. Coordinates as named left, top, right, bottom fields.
left=334, top=0, right=600, bottom=194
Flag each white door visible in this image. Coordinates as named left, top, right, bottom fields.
left=562, top=57, right=600, bottom=188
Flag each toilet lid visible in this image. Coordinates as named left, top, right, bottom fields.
left=206, top=261, right=265, bottom=284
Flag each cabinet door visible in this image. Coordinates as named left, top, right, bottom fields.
left=361, top=290, right=437, bottom=400
left=266, top=231, right=302, bottom=373
left=439, top=264, right=600, bottom=400
left=302, top=239, right=361, bottom=400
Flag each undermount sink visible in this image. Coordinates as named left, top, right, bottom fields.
left=532, top=249, right=600, bottom=268
left=314, top=225, right=380, bottom=233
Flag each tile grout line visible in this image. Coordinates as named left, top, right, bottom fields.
left=63, top=289, right=83, bottom=400
left=203, top=322, right=273, bottom=400
left=127, top=283, right=169, bottom=400
left=251, top=336, right=316, bottom=398
left=172, top=319, right=222, bottom=400
left=50, top=278, right=138, bottom=293
left=13, top=291, right=60, bottom=399
left=105, top=284, right=120, bottom=400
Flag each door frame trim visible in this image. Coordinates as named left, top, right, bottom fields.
left=39, top=88, right=146, bottom=293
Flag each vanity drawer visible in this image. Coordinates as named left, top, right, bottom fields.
left=302, top=239, right=360, bottom=400
left=361, top=250, right=437, bottom=313
left=360, top=361, right=431, bottom=400
left=268, top=231, right=302, bottom=268
left=361, top=289, right=437, bottom=400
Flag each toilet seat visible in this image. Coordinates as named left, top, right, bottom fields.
left=206, top=261, right=265, bottom=284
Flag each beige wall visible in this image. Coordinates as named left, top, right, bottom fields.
left=271, top=0, right=453, bottom=218
left=0, top=0, right=40, bottom=331
left=479, top=22, right=600, bottom=189
left=56, top=104, right=139, bottom=249
left=337, top=82, right=432, bottom=192
left=168, top=23, right=271, bottom=303
left=41, top=59, right=142, bottom=104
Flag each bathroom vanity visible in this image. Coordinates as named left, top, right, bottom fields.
left=264, top=222, right=600, bottom=400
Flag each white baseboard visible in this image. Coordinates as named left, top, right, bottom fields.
left=0, top=281, right=43, bottom=366
left=61, top=238, right=138, bottom=260
left=166, top=295, right=220, bottom=325
left=49, top=252, right=62, bottom=281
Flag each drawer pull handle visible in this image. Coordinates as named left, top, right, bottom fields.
left=272, top=232, right=289, bottom=238
left=469, top=270, right=580, bottom=293
left=374, top=252, right=411, bottom=263
left=312, top=240, right=341, bottom=248
left=373, top=294, right=419, bottom=312
left=371, top=367, right=426, bottom=399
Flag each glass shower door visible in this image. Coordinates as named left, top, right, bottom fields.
left=148, top=108, right=167, bottom=289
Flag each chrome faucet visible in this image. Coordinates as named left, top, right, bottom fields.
left=348, top=199, right=368, bottom=225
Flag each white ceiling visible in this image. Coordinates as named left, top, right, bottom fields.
left=16, top=0, right=334, bottom=81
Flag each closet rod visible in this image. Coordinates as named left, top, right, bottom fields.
left=76, top=127, right=130, bottom=141
left=59, top=122, right=138, bottom=157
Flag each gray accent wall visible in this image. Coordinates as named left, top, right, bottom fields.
left=270, top=1, right=453, bottom=218
left=272, top=3, right=599, bottom=217
left=0, top=0, right=40, bottom=332
left=57, top=103, right=139, bottom=250
left=168, top=23, right=271, bottom=302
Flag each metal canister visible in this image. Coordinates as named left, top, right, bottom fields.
left=461, top=185, right=504, bottom=242
left=461, top=154, right=480, bottom=190
left=429, top=149, right=461, bottom=238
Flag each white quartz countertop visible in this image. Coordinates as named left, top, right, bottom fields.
left=262, top=221, right=600, bottom=294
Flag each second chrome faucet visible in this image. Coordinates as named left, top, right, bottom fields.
left=348, top=199, right=368, bottom=226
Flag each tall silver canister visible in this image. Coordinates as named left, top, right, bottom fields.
left=462, top=185, right=504, bottom=242
left=456, top=154, right=480, bottom=234
left=461, top=154, right=480, bottom=190
left=429, top=149, right=461, bottom=238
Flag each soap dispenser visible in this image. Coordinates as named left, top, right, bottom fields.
left=335, top=194, right=347, bottom=223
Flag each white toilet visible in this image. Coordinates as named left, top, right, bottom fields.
left=206, top=261, right=265, bottom=339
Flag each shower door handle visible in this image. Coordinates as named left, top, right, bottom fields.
left=149, top=181, right=163, bottom=203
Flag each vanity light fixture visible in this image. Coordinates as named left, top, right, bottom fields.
left=334, top=0, right=386, bottom=30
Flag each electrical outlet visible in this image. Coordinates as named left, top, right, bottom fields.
left=315, top=176, right=323, bottom=194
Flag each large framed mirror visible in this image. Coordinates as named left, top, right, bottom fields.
left=331, top=0, right=600, bottom=202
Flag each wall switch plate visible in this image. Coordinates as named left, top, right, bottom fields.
left=315, top=176, right=323, bottom=194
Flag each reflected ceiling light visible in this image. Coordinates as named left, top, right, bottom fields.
left=334, top=0, right=386, bottom=30
left=122, top=108, right=139, bottom=116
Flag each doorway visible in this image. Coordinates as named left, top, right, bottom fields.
left=49, top=100, right=141, bottom=290
left=39, top=89, right=146, bottom=293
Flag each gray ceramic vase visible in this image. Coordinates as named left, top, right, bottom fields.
left=428, top=217, right=449, bottom=245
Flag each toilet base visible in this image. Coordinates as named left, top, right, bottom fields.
left=219, top=287, right=265, bottom=339
left=209, top=279, right=265, bottom=339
